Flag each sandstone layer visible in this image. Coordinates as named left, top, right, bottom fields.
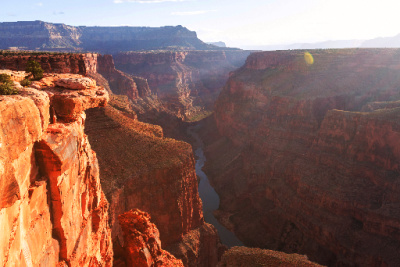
left=0, top=72, right=112, bottom=266
left=85, top=104, right=222, bottom=266
left=0, top=52, right=97, bottom=74
left=204, top=49, right=400, bottom=266
left=114, top=50, right=250, bottom=120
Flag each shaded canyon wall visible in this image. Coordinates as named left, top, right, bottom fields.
left=204, top=49, right=400, bottom=266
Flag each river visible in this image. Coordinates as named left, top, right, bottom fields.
left=188, top=126, right=243, bottom=247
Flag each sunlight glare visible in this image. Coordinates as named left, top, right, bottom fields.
left=304, top=51, right=314, bottom=65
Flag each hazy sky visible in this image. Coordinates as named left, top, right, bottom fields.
left=2, top=0, right=400, bottom=48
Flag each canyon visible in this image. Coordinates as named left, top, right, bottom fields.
left=3, top=32, right=400, bottom=267
left=114, top=50, right=250, bottom=120
left=0, top=52, right=230, bottom=266
left=203, top=48, right=400, bottom=266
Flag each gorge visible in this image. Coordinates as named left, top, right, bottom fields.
left=202, top=48, right=400, bottom=266
left=2, top=22, right=400, bottom=266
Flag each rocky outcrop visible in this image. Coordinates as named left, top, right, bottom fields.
left=85, top=104, right=222, bottom=266
left=114, top=50, right=250, bottom=119
left=0, top=72, right=112, bottom=266
left=218, top=247, right=322, bottom=267
left=204, top=49, right=400, bottom=266
left=0, top=51, right=151, bottom=100
left=117, top=209, right=184, bottom=267
left=0, top=52, right=97, bottom=74
left=166, top=223, right=225, bottom=267
left=97, top=54, right=150, bottom=99
left=0, top=21, right=221, bottom=53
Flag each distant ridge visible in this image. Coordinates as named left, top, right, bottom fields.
left=0, top=20, right=239, bottom=53
left=242, top=33, right=400, bottom=51
left=206, top=41, right=226, bottom=48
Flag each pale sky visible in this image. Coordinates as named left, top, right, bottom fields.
left=2, top=0, right=400, bottom=48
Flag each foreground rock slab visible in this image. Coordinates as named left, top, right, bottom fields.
left=0, top=71, right=112, bottom=266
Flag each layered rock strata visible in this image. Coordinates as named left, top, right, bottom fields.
left=0, top=52, right=146, bottom=102
left=205, top=49, right=400, bottom=266
left=97, top=54, right=150, bottom=99
left=85, top=103, right=221, bottom=266
left=0, top=72, right=112, bottom=266
left=0, top=52, right=97, bottom=74
left=114, top=50, right=250, bottom=119
left=0, top=21, right=220, bottom=53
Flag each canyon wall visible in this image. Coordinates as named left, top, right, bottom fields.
left=114, top=50, right=250, bottom=119
left=0, top=52, right=97, bottom=74
left=0, top=73, right=112, bottom=266
left=204, top=49, right=400, bottom=266
left=85, top=104, right=223, bottom=266
left=97, top=54, right=150, bottom=99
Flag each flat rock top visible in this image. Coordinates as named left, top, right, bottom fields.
left=2, top=70, right=108, bottom=122
left=55, top=77, right=96, bottom=90
left=0, top=69, right=26, bottom=82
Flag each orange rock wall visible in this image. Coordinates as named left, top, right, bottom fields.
left=0, top=74, right=112, bottom=266
left=0, top=53, right=97, bottom=75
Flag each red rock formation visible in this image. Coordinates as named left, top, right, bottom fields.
left=118, top=209, right=184, bottom=267
left=85, top=104, right=222, bottom=266
left=0, top=72, right=112, bottom=266
left=218, top=247, right=322, bottom=267
left=204, top=49, right=400, bottom=266
left=97, top=54, right=150, bottom=99
left=0, top=52, right=97, bottom=75
left=114, top=50, right=250, bottom=120
left=166, top=222, right=226, bottom=267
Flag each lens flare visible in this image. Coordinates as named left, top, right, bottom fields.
left=304, top=52, right=314, bottom=65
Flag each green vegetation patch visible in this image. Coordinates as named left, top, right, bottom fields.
left=0, top=74, right=18, bottom=95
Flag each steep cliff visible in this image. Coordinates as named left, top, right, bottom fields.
left=97, top=54, right=150, bottom=99
left=0, top=21, right=221, bottom=53
left=114, top=50, right=250, bottom=119
left=85, top=104, right=222, bottom=266
left=204, top=49, right=400, bottom=266
left=0, top=72, right=112, bottom=266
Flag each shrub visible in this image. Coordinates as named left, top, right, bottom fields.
left=0, top=73, right=11, bottom=83
left=25, top=60, right=44, bottom=80
left=20, top=78, right=31, bottom=87
left=0, top=81, right=18, bottom=95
